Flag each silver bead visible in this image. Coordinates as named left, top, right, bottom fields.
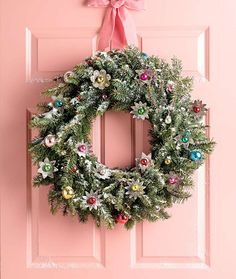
left=165, top=115, right=172, bottom=124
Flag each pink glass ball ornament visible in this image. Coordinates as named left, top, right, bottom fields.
left=44, top=134, right=56, bottom=148
left=102, top=94, right=108, bottom=100
left=140, top=72, right=149, bottom=81
left=168, top=177, right=177, bottom=185
left=78, top=144, right=87, bottom=152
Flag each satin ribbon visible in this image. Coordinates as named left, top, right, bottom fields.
left=88, top=0, right=145, bottom=50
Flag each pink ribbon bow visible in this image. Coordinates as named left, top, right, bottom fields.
left=87, top=0, right=145, bottom=50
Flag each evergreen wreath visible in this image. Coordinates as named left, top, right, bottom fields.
left=29, top=46, right=215, bottom=229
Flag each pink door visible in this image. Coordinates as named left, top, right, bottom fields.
left=1, top=0, right=235, bottom=278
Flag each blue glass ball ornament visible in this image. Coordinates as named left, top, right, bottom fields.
left=141, top=52, right=149, bottom=59
left=54, top=99, right=63, bottom=108
left=190, top=150, right=202, bottom=161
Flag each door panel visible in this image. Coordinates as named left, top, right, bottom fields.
left=26, top=28, right=97, bottom=82
left=1, top=0, right=235, bottom=278
left=139, top=27, right=209, bottom=81
left=131, top=165, right=208, bottom=268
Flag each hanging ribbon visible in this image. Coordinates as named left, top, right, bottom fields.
left=87, top=0, right=145, bottom=50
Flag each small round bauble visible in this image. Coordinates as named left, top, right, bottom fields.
left=165, top=158, right=171, bottom=165
left=165, top=115, right=172, bottom=124
left=87, top=196, right=96, bottom=205
left=138, top=107, right=146, bottom=115
left=86, top=59, right=93, bottom=66
left=44, top=134, right=56, bottom=147
left=168, top=177, right=177, bottom=185
left=42, top=163, right=53, bottom=172
left=193, top=106, right=201, bottom=113
left=181, top=136, right=189, bottom=143
left=102, top=94, right=108, bottom=100
left=131, top=184, right=140, bottom=191
left=54, top=99, right=63, bottom=108
left=190, top=150, right=202, bottom=161
left=116, top=214, right=129, bottom=224
left=62, top=186, right=75, bottom=200
left=141, top=52, right=149, bottom=59
left=71, top=166, right=78, bottom=173
left=140, top=73, right=148, bottom=81
left=96, top=75, right=104, bottom=84
left=79, top=144, right=87, bottom=152
left=140, top=158, right=148, bottom=166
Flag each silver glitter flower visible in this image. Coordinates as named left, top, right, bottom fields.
left=41, top=95, right=62, bottom=118
left=63, top=71, right=77, bottom=83
left=38, top=158, right=58, bottom=178
left=191, top=100, right=207, bottom=118
left=137, top=69, right=152, bottom=82
left=166, top=171, right=181, bottom=187
left=125, top=180, right=145, bottom=199
left=51, top=94, right=64, bottom=109
left=74, top=141, right=90, bottom=157
left=41, top=109, right=59, bottom=119
left=42, top=94, right=64, bottom=119
left=130, top=101, right=149, bottom=120
left=90, top=69, right=111, bottom=90
left=136, top=152, right=153, bottom=171
left=175, top=131, right=194, bottom=149
left=136, top=68, right=159, bottom=84
left=82, top=190, right=102, bottom=211
left=94, top=163, right=111, bottom=179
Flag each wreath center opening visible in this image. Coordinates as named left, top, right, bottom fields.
left=93, top=111, right=151, bottom=170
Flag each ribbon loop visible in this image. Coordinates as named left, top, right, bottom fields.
left=111, top=0, right=125, bottom=8
left=87, top=0, right=145, bottom=50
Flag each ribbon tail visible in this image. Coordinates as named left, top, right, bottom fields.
left=97, top=7, right=116, bottom=50
left=117, top=6, right=138, bottom=47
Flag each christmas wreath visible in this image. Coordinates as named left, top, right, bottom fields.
left=29, top=46, right=215, bottom=229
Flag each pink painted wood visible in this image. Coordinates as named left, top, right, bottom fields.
left=0, top=0, right=236, bottom=278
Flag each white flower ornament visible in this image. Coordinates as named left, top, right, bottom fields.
left=136, top=152, right=153, bottom=171
left=82, top=190, right=102, bottom=211
left=95, top=163, right=111, bottom=179
left=74, top=141, right=89, bottom=157
left=38, top=158, right=58, bottom=178
left=125, top=180, right=145, bottom=199
left=130, top=101, right=149, bottom=120
left=90, top=69, right=111, bottom=90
